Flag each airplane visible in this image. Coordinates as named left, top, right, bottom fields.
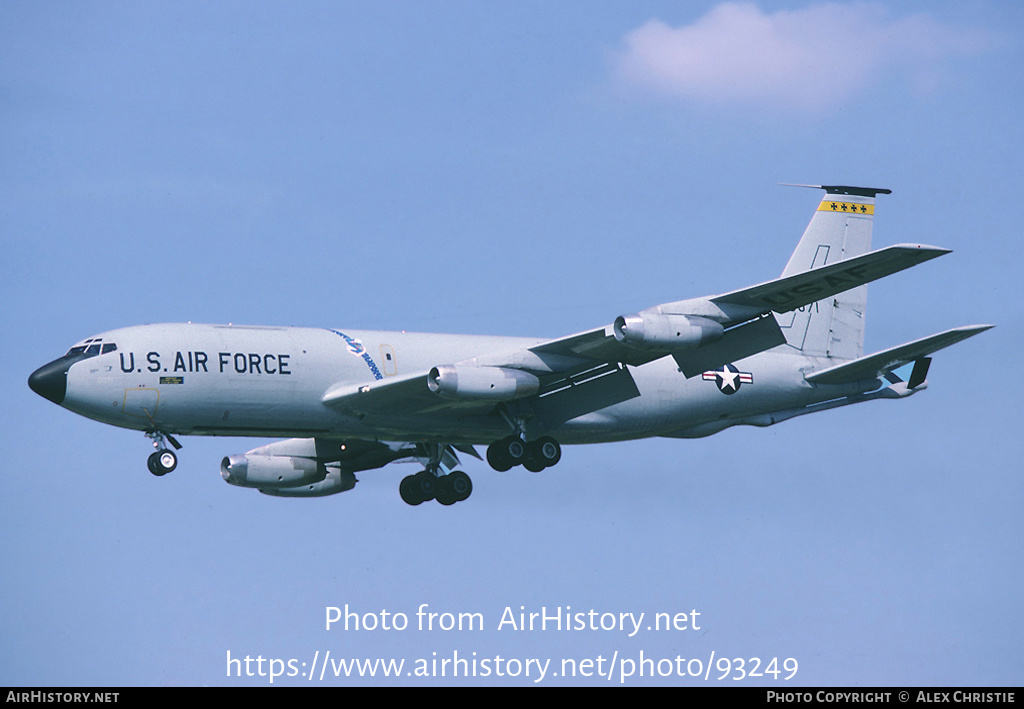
left=28, top=185, right=991, bottom=506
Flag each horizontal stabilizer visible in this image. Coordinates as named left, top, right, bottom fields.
left=712, top=244, right=949, bottom=314
left=804, top=325, right=993, bottom=386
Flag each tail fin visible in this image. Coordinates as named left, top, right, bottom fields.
left=777, top=185, right=891, bottom=359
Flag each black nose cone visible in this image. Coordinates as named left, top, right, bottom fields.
left=28, top=356, right=76, bottom=404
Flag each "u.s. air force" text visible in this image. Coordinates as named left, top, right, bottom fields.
left=118, top=351, right=292, bottom=375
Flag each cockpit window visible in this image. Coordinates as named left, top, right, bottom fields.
left=65, top=339, right=117, bottom=359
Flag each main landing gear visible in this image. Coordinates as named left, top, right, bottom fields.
left=400, top=442, right=473, bottom=506
left=486, top=435, right=561, bottom=473
left=399, top=469, right=473, bottom=506
left=145, top=430, right=182, bottom=476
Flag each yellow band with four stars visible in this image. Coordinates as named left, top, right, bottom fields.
left=818, top=200, right=874, bottom=215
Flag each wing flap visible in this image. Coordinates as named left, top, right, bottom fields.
left=804, top=325, right=993, bottom=385
left=533, top=363, right=641, bottom=428
left=673, top=314, right=787, bottom=378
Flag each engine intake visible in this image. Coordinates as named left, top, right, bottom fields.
left=428, top=365, right=540, bottom=401
left=613, top=313, right=724, bottom=351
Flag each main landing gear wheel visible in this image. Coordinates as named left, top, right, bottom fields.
left=401, top=470, right=472, bottom=506
left=435, top=470, right=473, bottom=505
left=523, top=457, right=546, bottom=473
left=529, top=436, right=561, bottom=469
left=400, top=470, right=438, bottom=506
left=147, top=449, right=177, bottom=476
left=486, top=435, right=528, bottom=472
left=488, top=436, right=561, bottom=472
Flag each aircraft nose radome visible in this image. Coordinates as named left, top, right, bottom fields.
left=28, top=358, right=70, bottom=404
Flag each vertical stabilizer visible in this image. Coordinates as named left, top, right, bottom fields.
left=777, top=185, right=891, bottom=360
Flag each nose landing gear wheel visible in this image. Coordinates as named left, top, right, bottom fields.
left=147, top=449, right=177, bottom=476
left=144, top=430, right=182, bottom=476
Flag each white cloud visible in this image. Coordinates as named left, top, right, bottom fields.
left=612, top=2, right=993, bottom=113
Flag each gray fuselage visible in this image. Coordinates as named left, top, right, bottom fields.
left=50, top=322, right=865, bottom=446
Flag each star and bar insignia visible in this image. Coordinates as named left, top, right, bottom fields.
left=702, top=364, right=753, bottom=395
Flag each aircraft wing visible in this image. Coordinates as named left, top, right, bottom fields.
left=804, top=325, right=993, bottom=386
left=524, top=316, right=786, bottom=373
left=526, top=326, right=661, bottom=367
left=322, top=371, right=451, bottom=416
left=709, top=244, right=949, bottom=313
left=523, top=244, right=950, bottom=376
left=321, top=243, right=956, bottom=418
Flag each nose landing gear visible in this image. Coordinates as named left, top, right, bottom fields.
left=145, top=430, right=182, bottom=476
left=147, top=449, right=177, bottom=476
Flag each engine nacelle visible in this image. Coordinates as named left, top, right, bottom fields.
left=259, top=468, right=357, bottom=498
left=613, top=313, right=724, bottom=351
left=428, top=365, right=540, bottom=401
left=220, top=454, right=327, bottom=489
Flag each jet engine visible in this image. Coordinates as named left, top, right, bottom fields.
left=220, top=454, right=327, bottom=489
left=427, top=365, right=540, bottom=400
left=613, top=313, right=724, bottom=351
left=259, top=468, right=357, bottom=498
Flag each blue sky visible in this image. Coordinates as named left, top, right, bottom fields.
left=2, top=1, right=1021, bottom=686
